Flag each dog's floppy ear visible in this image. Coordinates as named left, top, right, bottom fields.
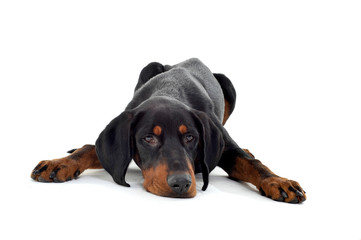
left=192, top=111, right=225, bottom=191
left=95, top=110, right=143, bottom=187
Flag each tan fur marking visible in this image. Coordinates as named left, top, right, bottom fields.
left=229, top=157, right=263, bottom=188
left=179, top=124, right=188, bottom=134
left=153, top=125, right=162, bottom=136
left=186, top=161, right=197, bottom=197
left=222, top=100, right=231, bottom=125
left=142, top=164, right=171, bottom=197
left=242, top=148, right=255, bottom=159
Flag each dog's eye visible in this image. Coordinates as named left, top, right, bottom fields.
left=143, top=135, right=158, bottom=145
left=185, top=135, right=195, bottom=143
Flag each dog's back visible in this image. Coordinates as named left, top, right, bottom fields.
left=128, top=58, right=225, bottom=123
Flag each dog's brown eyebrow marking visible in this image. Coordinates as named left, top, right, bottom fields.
left=179, top=124, right=188, bottom=134
left=153, top=125, right=162, bottom=136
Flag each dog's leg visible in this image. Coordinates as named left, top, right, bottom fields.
left=31, top=144, right=102, bottom=182
left=218, top=148, right=306, bottom=203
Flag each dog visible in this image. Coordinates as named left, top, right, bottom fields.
left=31, top=58, right=306, bottom=203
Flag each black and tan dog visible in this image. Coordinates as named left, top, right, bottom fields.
left=31, top=58, right=306, bottom=203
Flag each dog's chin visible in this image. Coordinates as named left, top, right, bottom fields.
left=144, top=185, right=197, bottom=198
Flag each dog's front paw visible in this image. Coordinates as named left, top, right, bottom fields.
left=31, top=159, right=82, bottom=183
left=259, top=177, right=306, bottom=203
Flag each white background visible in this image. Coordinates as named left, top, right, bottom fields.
left=1, top=1, right=360, bottom=239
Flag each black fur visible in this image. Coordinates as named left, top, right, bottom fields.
left=96, top=111, right=144, bottom=187
left=213, top=73, right=236, bottom=117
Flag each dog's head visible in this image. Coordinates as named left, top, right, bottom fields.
left=95, top=99, right=225, bottom=198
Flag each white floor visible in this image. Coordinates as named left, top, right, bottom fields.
left=2, top=146, right=360, bottom=240
left=1, top=1, right=360, bottom=239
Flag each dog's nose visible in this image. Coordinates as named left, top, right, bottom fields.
left=167, top=174, right=192, bottom=194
